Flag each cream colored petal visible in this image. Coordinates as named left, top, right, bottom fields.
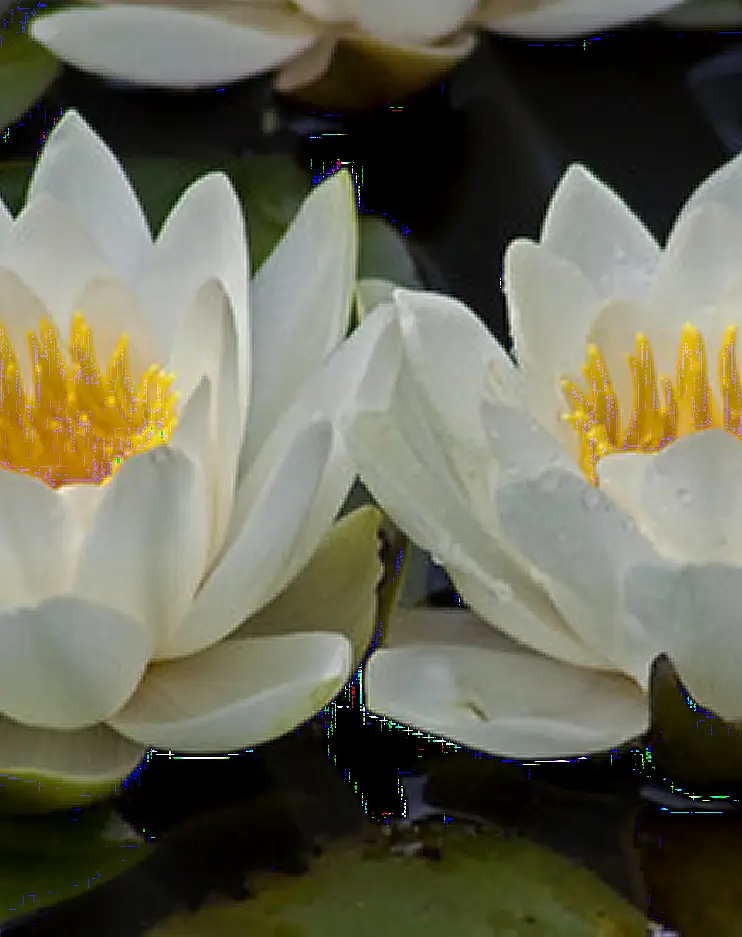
left=25, top=110, right=151, bottom=277
left=229, top=504, right=382, bottom=670
left=626, top=560, right=742, bottom=721
left=274, top=33, right=338, bottom=92
left=73, top=448, right=210, bottom=648
left=295, top=0, right=347, bottom=21
left=496, top=468, right=660, bottom=685
left=0, top=597, right=151, bottom=731
left=109, top=632, right=352, bottom=752
left=540, top=164, right=660, bottom=301
left=0, top=470, right=78, bottom=606
left=30, top=4, right=321, bottom=90
left=678, top=145, right=742, bottom=222
left=164, top=419, right=334, bottom=660
left=365, top=616, right=649, bottom=758
left=241, top=170, right=356, bottom=470
left=0, top=718, right=146, bottom=782
left=344, top=0, right=479, bottom=43
left=474, top=0, right=686, bottom=37
left=504, top=238, right=601, bottom=443
left=149, top=173, right=249, bottom=425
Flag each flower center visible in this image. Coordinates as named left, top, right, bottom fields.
left=562, top=323, right=740, bottom=485
left=0, top=312, right=179, bottom=488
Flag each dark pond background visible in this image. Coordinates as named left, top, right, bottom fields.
left=2, top=5, right=742, bottom=934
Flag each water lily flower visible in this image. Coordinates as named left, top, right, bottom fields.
left=349, top=151, right=742, bottom=759
left=30, top=0, right=686, bottom=95
left=659, top=0, right=742, bottom=27
left=0, top=109, right=396, bottom=789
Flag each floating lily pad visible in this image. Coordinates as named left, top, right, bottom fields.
left=148, top=822, right=647, bottom=936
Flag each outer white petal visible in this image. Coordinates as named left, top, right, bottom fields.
left=678, top=145, right=742, bottom=223
left=72, top=448, right=210, bottom=650
left=25, top=111, right=151, bottom=278
left=0, top=597, right=151, bottom=731
left=474, top=0, right=686, bottom=38
left=30, top=4, right=321, bottom=90
left=109, top=632, right=352, bottom=753
left=148, top=172, right=249, bottom=422
left=273, top=33, right=338, bottom=92
left=626, top=561, right=742, bottom=722
left=602, top=430, right=742, bottom=566
left=0, top=470, right=78, bottom=608
left=504, top=238, right=600, bottom=446
left=240, top=170, right=356, bottom=470
left=343, top=0, right=479, bottom=43
left=495, top=468, right=660, bottom=685
left=164, top=419, right=333, bottom=660
left=540, top=164, right=660, bottom=301
left=365, top=608, right=649, bottom=758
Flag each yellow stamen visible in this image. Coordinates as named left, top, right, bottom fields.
left=0, top=312, right=178, bottom=488
left=562, top=323, right=738, bottom=485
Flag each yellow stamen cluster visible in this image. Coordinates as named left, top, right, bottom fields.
left=0, top=312, right=179, bottom=488
left=562, top=323, right=740, bottom=485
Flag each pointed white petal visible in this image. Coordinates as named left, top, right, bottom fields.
left=678, top=145, right=742, bottom=222
left=474, top=0, right=686, bottom=38
left=241, top=170, right=356, bottom=468
left=540, top=164, right=660, bottom=301
left=365, top=619, right=649, bottom=758
left=344, top=0, right=479, bottom=43
left=73, top=448, right=210, bottom=650
left=30, top=4, right=320, bottom=90
left=0, top=597, right=150, bottom=731
left=110, top=632, right=352, bottom=752
left=25, top=110, right=151, bottom=277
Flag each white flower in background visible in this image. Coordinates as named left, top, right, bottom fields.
left=30, top=0, right=687, bottom=92
left=659, top=0, right=742, bottom=27
left=349, top=151, right=742, bottom=759
left=0, top=109, right=397, bottom=785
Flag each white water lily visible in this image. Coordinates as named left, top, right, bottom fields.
left=0, top=109, right=397, bottom=786
left=660, top=0, right=742, bottom=26
left=349, top=151, right=742, bottom=759
left=30, top=0, right=686, bottom=92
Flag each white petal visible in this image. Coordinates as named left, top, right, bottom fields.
left=504, top=238, right=600, bottom=443
left=678, top=145, right=742, bottom=222
left=0, top=267, right=58, bottom=391
left=274, top=33, right=337, bottom=92
left=295, top=0, right=348, bottom=22
left=73, top=448, right=210, bottom=650
left=110, top=632, right=352, bottom=752
left=165, top=419, right=334, bottom=660
left=30, top=4, right=320, bottom=90
left=25, top=110, right=151, bottom=277
left=0, top=196, right=13, bottom=250
left=496, top=468, right=660, bottom=684
left=344, top=0, right=479, bottom=43
left=540, top=164, right=660, bottom=301
left=626, top=561, right=742, bottom=721
left=0, top=597, right=151, bottom=730
left=229, top=504, right=382, bottom=668
left=474, top=0, right=686, bottom=37
left=0, top=471, right=78, bottom=607
left=149, top=172, right=249, bottom=423
left=241, top=170, right=356, bottom=469
left=0, top=718, right=146, bottom=782
left=365, top=615, right=650, bottom=758
left=355, top=277, right=399, bottom=318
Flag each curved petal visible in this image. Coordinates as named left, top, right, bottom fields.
left=230, top=504, right=382, bottom=669
left=495, top=468, right=660, bottom=685
left=0, top=718, right=146, bottom=783
left=241, top=170, right=356, bottom=470
left=626, top=561, right=742, bottom=721
left=0, top=597, right=151, bottom=731
left=504, top=238, right=601, bottom=444
left=274, top=33, right=338, bottom=92
left=344, top=0, right=479, bottom=43
left=678, top=146, right=742, bottom=223
left=24, top=110, right=151, bottom=278
left=165, top=419, right=334, bottom=660
left=540, top=164, right=660, bottom=301
left=109, top=632, right=352, bottom=753
left=0, top=470, right=78, bottom=607
left=149, top=172, right=249, bottom=422
left=73, top=447, right=210, bottom=650
left=30, top=4, right=321, bottom=90
left=365, top=615, right=649, bottom=759
left=474, top=0, right=685, bottom=38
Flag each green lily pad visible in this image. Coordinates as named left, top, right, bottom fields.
left=0, top=24, right=61, bottom=134
left=148, top=822, right=647, bottom=936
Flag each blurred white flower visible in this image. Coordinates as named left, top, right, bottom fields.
left=349, top=151, right=742, bottom=758
left=0, top=109, right=397, bottom=784
left=30, top=0, right=686, bottom=92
